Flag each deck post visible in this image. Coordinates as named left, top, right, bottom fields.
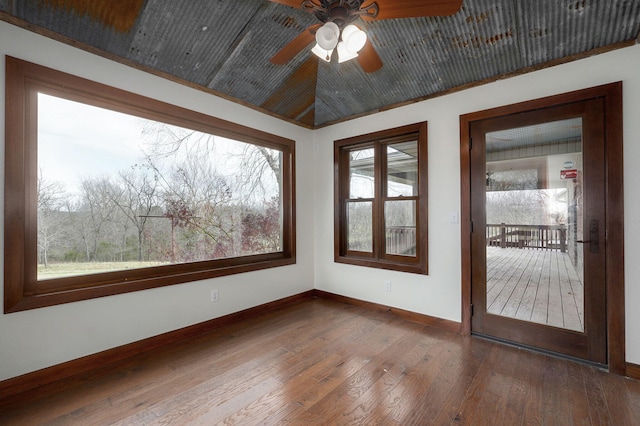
left=500, top=223, right=506, bottom=248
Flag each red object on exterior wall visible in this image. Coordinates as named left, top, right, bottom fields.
left=560, top=169, right=578, bottom=179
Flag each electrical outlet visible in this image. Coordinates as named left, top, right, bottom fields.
left=210, top=289, right=219, bottom=302
left=384, top=281, right=392, bottom=292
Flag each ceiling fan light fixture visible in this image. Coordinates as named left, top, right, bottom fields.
left=341, top=24, right=367, bottom=53
left=337, top=41, right=358, bottom=63
left=312, top=22, right=367, bottom=64
left=311, top=43, right=333, bottom=62
left=315, top=21, right=340, bottom=50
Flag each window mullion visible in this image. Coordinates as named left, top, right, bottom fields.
left=372, top=141, right=382, bottom=260
left=340, top=151, right=350, bottom=256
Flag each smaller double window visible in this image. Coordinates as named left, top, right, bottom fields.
left=334, top=122, right=428, bottom=274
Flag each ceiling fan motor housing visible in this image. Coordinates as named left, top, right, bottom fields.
left=314, top=0, right=365, bottom=27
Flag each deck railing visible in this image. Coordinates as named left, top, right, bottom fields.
left=386, top=226, right=416, bottom=256
left=486, top=223, right=567, bottom=252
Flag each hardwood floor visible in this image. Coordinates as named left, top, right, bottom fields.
left=486, top=246, right=584, bottom=332
left=1, top=297, right=638, bottom=425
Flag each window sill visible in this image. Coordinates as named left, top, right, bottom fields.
left=334, top=255, right=427, bottom=275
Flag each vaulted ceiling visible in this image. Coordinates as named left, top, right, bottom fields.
left=2, top=0, right=639, bottom=128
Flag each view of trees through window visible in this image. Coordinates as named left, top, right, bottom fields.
left=486, top=169, right=568, bottom=226
left=346, top=142, right=418, bottom=256
left=37, top=93, right=283, bottom=280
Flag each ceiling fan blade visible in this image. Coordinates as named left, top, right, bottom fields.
left=268, top=0, right=305, bottom=7
left=363, top=0, right=463, bottom=20
left=41, top=0, right=144, bottom=32
left=357, top=40, right=383, bottom=73
left=270, top=25, right=319, bottom=65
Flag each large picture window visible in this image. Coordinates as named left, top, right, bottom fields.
left=4, top=57, right=295, bottom=312
left=334, top=123, right=428, bottom=274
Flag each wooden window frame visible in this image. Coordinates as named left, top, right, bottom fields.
left=334, top=122, right=428, bottom=274
left=4, top=56, right=296, bottom=313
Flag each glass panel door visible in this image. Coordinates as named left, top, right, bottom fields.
left=469, top=94, right=610, bottom=366
left=485, top=118, right=584, bottom=332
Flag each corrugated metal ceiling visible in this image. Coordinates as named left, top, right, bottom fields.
left=2, top=0, right=639, bottom=128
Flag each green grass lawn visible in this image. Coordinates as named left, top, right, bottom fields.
left=38, top=261, right=169, bottom=279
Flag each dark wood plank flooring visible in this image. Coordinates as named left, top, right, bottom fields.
left=1, top=298, right=638, bottom=425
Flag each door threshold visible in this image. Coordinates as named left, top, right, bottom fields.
left=471, top=332, right=608, bottom=371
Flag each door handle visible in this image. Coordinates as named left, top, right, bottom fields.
left=577, top=219, right=599, bottom=253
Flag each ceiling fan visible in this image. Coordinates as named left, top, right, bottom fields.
left=269, top=0, right=464, bottom=72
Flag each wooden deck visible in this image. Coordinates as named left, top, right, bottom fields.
left=486, top=246, right=584, bottom=332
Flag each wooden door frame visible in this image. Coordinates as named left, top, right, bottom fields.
left=459, top=82, right=625, bottom=375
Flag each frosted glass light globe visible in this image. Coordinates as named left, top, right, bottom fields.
left=316, top=22, right=340, bottom=50
left=342, top=24, right=367, bottom=53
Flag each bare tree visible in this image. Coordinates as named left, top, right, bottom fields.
left=142, top=122, right=215, bottom=161
left=77, top=176, right=120, bottom=261
left=37, top=171, right=67, bottom=267
left=486, top=190, right=549, bottom=225
left=112, top=165, right=161, bottom=261
left=486, top=169, right=551, bottom=225
left=142, top=121, right=281, bottom=203
left=140, top=121, right=283, bottom=260
left=145, top=150, right=234, bottom=261
left=233, top=144, right=281, bottom=203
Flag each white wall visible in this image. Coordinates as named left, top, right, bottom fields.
left=0, top=21, right=315, bottom=382
left=1, top=19, right=639, bottom=383
left=313, top=44, right=640, bottom=365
